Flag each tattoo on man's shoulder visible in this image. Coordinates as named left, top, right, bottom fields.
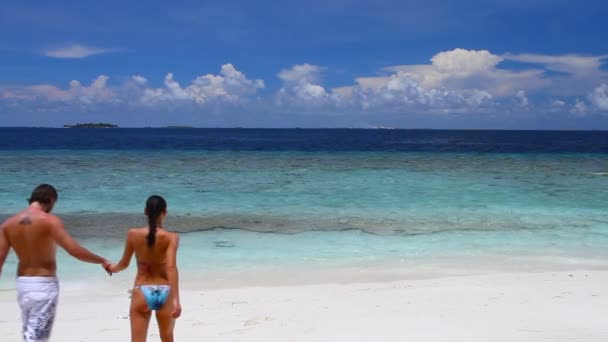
left=18, top=215, right=32, bottom=225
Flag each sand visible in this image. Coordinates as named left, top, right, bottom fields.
left=0, top=269, right=606, bottom=341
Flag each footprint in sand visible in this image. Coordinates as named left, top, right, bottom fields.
left=220, top=316, right=275, bottom=336
left=243, top=316, right=273, bottom=327
left=116, top=312, right=130, bottom=319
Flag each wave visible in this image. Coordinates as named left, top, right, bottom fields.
left=0, top=211, right=586, bottom=240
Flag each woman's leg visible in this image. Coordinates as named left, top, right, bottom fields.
left=155, top=298, right=176, bottom=342
left=130, top=288, right=152, bottom=342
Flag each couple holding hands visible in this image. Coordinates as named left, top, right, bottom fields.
left=0, top=184, right=181, bottom=342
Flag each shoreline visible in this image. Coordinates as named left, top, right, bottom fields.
left=0, top=269, right=606, bottom=341
left=3, top=247, right=608, bottom=293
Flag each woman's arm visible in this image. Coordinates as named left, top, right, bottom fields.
left=167, top=233, right=181, bottom=318
left=109, top=230, right=135, bottom=273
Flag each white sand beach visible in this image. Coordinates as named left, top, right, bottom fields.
left=0, top=269, right=606, bottom=341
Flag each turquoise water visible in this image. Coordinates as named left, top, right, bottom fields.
left=1, top=150, right=608, bottom=287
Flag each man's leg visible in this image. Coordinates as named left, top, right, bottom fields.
left=17, top=277, right=59, bottom=342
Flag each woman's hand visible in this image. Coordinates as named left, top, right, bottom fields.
left=102, top=260, right=113, bottom=276
left=106, top=262, right=120, bottom=274
left=171, top=299, right=182, bottom=319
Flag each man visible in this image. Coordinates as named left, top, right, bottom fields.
left=0, top=184, right=111, bottom=342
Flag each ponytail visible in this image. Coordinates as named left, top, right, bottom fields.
left=145, top=195, right=167, bottom=247
left=146, top=214, right=159, bottom=247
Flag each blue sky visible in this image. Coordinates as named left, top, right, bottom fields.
left=1, top=0, right=607, bottom=128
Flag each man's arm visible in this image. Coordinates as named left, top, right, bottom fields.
left=167, top=233, right=181, bottom=318
left=0, top=224, right=10, bottom=277
left=50, top=217, right=107, bottom=264
left=108, top=230, right=134, bottom=273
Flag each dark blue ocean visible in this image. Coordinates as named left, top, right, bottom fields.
left=1, top=128, right=608, bottom=152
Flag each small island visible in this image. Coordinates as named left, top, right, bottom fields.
left=63, top=123, right=118, bottom=128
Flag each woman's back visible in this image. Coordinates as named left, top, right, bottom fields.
left=129, top=227, right=175, bottom=284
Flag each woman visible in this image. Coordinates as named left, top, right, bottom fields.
left=108, top=195, right=182, bottom=342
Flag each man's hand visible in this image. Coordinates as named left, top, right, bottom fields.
left=102, top=260, right=113, bottom=276
left=171, top=299, right=182, bottom=319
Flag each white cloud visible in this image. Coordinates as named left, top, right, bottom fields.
left=380, top=49, right=548, bottom=97
left=3, top=49, right=608, bottom=120
left=570, top=99, right=588, bottom=115
left=137, top=64, right=264, bottom=105
left=275, top=50, right=528, bottom=113
left=283, top=49, right=506, bottom=112
left=320, top=49, right=607, bottom=115
left=347, top=71, right=494, bottom=111
left=503, top=53, right=608, bottom=76
left=1, top=64, right=264, bottom=108
left=69, top=75, right=113, bottom=104
left=431, top=48, right=504, bottom=74
left=589, top=84, right=608, bottom=111
left=164, top=73, right=190, bottom=100
left=515, top=90, right=529, bottom=107
left=276, top=64, right=329, bottom=105
left=43, top=43, right=116, bottom=59
left=131, top=75, right=148, bottom=85
left=277, top=64, right=323, bottom=83
left=3, top=75, right=114, bottom=103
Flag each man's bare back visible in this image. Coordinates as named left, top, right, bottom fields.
left=0, top=202, right=111, bottom=277
left=2, top=205, right=61, bottom=276
left=0, top=184, right=112, bottom=341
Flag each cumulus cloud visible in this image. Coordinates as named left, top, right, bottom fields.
left=2, top=49, right=608, bottom=120
left=277, top=63, right=323, bottom=83
left=131, top=75, right=148, bottom=85
left=275, top=57, right=496, bottom=113
left=137, top=64, right=264, bottom=105
left=347, top=71, right=494, bottom=111
left=278, top=49, right=505, bottom=112
left=2, top=75, right=113, bottom=103
left=589, top=84, right=608, bottom=111
left=302, top=48, right=607, bottom=115
left=0, top=64, right=263, bottom=108
left=431, top=48, right=504, bottom=74
left=570, top=99, right=588, bottom=116
left=68, top=75, right=113, bottom=104
left=515, top=90, right=529, bottom=107
left=276, top=64, right=330, bottom=105
left=43, top=44, right=117, bottom=59
left=379, top=49, right=548, bottom=97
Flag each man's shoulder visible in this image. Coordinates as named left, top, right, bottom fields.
left=40, top=213, right=62, bottom=226
left=0, top=212, right=22, bottom=230
left=0, top=211, right=61, bottom=235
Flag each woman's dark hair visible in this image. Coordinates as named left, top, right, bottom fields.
left=28, top=184, right=58, bottom=205
left=145, top=195, right=167, bottom=247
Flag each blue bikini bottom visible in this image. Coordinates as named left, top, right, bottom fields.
left=135, top=285, right=171, bottom=310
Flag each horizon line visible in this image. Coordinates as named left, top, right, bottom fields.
left=0, top=126, right=606, bottom=132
